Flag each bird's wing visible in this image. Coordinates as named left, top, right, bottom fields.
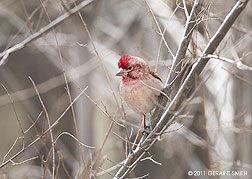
left=149, top=67, right=163, bottom=83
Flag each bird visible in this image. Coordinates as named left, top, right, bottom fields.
left=116, top=55, right=163, bottom=129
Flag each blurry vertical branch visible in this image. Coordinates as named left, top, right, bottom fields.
left=113, top=0, right=249, bottom=178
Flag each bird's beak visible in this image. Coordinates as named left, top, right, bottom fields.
left=116, top=68, right=126, bottom=77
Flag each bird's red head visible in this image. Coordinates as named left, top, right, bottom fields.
left=116, top=55, right=149, bottom=80
left=118, top=55, right=131, bottom=69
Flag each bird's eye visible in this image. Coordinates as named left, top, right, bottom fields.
left=127, top=66, right=133, bottom=71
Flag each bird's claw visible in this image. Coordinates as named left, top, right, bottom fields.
left=142, top=125, right=151, bottom=135
left=129, top=149, right=135, bottom=155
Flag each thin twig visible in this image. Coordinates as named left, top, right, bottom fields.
left=0, top=86, right=88, bottom=168
left=151, top=0, right=201, bottom=129
left=91, top=121, right=114, bottom=169
left=96, top=160, right=126, bottom=177
left=140, top=155, right=162, bottom=166
left=165, top=0, right=201, bottom=86
left=72, top=1, right=132, bottom=155
left=182, top=0, right=189, bottom=19
left=155, top=3, right=180, bottom=71
left=24, top=111, right=43, bottom=134
left=205, top=54, right=252, bottom=72
left=0, top=56, right=99, bottom=106
left=29, top=76, right=55, bottom=179
left=0, top=0, right=94, bottom=66
left=1, top=84, right=25, bottom=147
left=145, top=0, right=175, bottom=59
left=2, top=137, right=22, bottom=163
left=222, top=67, right=252, bottom=85
left=54, top=132, right=95, bottom=149
left=10, top=156, right=39, bottom=166
left=57, top=151, right=72, bottom=179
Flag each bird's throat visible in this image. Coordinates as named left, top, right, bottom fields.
left=122, top=76, right=138, bottom=85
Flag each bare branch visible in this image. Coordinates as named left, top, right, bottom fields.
left=10, top=156, right=39, bottom=166
left=182, top=0, right=189, bottom=19
left=1, top=84, right=25, bottom=138
left=73, top=1, right=132, bottom=154
left=29, top=76, right=55, bottom=178
left=0, top=86, right=88, bottom=169
left=113, top=0, right=249, bottom=178
left=151, top=0, right=201, bottom=129
left=205, top=54, right=252, bottom=72
left=54, top=132, right=95, bottom=149
left=222, top=67, right=252, bottom=85
left=145, top=0, right=175, bottom=59
left=0, top=56, right=98, bottom=106
left=0, top=0, right=94, bottom=66
left=165, top=0, right=202, bottom=86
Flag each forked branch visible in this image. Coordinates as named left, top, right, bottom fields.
left=113, top=0, right=249, bottom=178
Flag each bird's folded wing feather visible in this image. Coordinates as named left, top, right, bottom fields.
left=149, top=67, right=163, bottom=83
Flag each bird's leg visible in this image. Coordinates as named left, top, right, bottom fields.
left=143, top=114, right=147, bottom=129
left=142, top=114, right=151, bottom=135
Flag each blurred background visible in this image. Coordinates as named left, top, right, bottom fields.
left=0, top=0, right=251, bottom=178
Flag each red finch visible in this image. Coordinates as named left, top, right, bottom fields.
left=116, top=55, right=163, bottom=128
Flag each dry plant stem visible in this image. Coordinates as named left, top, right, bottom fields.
left=182, top=0, right=189, bottom=19
left=208, top=12, right=252, bottom=37
left=140, top=155, right=161, bottom=166
left=1, top=84, right=25, bottom=146
left=39, top=0, right=88, bottom=175
left=96, top=159, right=126, bottom=177
left=2, top=111, right=43, bottom=164
left=155, top=34, right=163, bottom=72
left=132, top=118, right=144, bottom=151
left=73, top=1, right=132, bottom=154
left=29, top=76, right=55, bottom=179
left=132, top=173, right=150, bottom=179
left=113, top=0, right=249, bottom=178
left=151, top=0, right=201, bottom=128
left=54, top=132, right=95, bottom=149
left=38, top=2, right=59, bottom=178
left=76, top=82, right=125, bottom=128
left=155, top=4, right=180, bottom=71
left=65, top=89, right=88, bottom=168
left=0, top=57, right=99, bottom=106
left=0, top=0, right=94, bottom=66
left=25, top=111, right=43, bottom=133
left=165, top=0, right=200, bottom=86
left=2, top=137, right=22, bottom=163
left=222, top=68, right=252, bottom=85
left=90, top=108, right=123, bottom=170
left=145, top=0, right=175, bottom=59
left=74, top=2, right=122, bottom=117
left=0, top=86, right=88, bottom=169
left=205, top=54, right=252, bottom=72
left=10, top=156, right=39, bottom=165
left=57, top=151, right=72, bottom=179
left=91, top=121, right=114, bottom=169
left=98, top=167, right=115, bottom=177
left=46, top=132, right=95, bottom=168
left=55, top=24, right=87, bottom=179
left=0, top=2, right=44, bottom=50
